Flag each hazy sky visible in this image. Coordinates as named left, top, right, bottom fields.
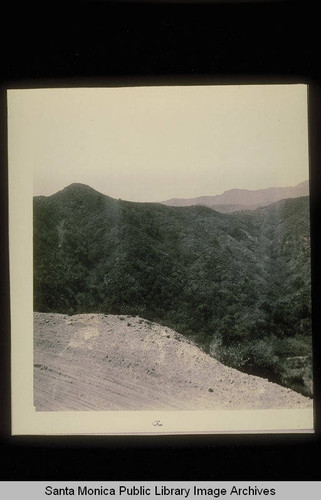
left=8, top=85, right=309, bottom=202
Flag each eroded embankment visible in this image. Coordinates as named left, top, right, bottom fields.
left=34, top=313, right=312, bottom=411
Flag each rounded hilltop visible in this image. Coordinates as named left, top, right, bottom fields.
left=54, top=183, right=105, bottom=197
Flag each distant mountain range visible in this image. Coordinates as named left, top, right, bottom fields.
left=161, top=180, right=309, bottom=213
left=33, top=183, right=312, bottom=396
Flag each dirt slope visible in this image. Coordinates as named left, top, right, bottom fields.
left=34, top=313, right=312, bottom=411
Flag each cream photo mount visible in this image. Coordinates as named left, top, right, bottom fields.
left=8, top=85, right=314, bottom=435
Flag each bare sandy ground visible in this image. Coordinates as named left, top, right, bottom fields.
left=34, top=313, right=312, bottom=411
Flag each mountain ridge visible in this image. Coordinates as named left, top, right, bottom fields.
left=160, top=180, right=309, bottom=212
left=35, top=180, right=309, bottom=214
left=33, top=183, right=312, bottom=397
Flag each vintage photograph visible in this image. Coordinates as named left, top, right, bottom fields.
left=8, top=85, right=313, bottom=432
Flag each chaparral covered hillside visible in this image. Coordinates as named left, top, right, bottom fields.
left=34, top=184, right=312, bottom=397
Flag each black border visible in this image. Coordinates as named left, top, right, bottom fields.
left=1, top=0, right=321, bottom=481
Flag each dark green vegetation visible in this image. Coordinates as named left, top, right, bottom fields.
left=34, top=184, right=312, bottom=397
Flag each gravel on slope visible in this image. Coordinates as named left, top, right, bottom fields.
left=34, top=313, right=313, bottom=411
